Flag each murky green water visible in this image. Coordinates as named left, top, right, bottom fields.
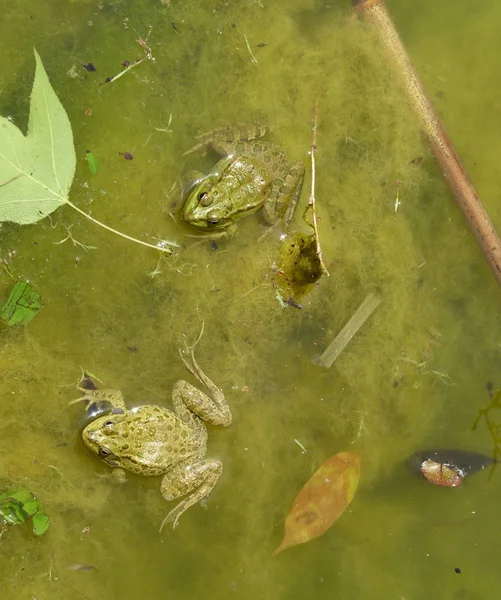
left=1, top=0, right=501, bottom=598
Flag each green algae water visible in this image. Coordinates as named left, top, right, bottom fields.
left=1, top=0, right=501, bottom=598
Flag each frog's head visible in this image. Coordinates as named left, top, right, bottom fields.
left=183, top=154, right=268, bottom=229
left=183, top=173, right=232, bottom=230
left=81, top=411, right=126, bottom=468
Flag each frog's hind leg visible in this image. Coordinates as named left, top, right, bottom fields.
left=183, top=122, right=273, bottom=156
left=264, top=161, right=305, bottom=230
left=159, top=458, right=223, bottom=530
left=174, top=350, right=232, bottom=427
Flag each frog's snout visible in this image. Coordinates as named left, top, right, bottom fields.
left=82, top=427, right=100, bottom=449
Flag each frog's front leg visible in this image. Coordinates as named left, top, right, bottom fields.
left=159, top=458, right=223, bottom=530
left=173, top=351, right=232, bottom=427
left=71, top=387, right=126, bottom=412
left=264, top=161, right=305, bottom=230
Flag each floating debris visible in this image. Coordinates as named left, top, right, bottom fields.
left=420, top=460, right=462, bottom=487
left=312, top=292, right=380, bottom=369
left=293, top=438, right=307, bottom=453
left=409, top=449, right=493, bottom=487
left=0, top=281, right=42, bottom=326
left=103, top=27, right=154, bottom=85
left=85, top=150, right=99, bottom=174
left=65, top=564, right=98, bottom=572
left=274, top=451, right=360, bottom=555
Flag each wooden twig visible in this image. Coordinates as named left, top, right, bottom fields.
left=353, top=0, right=501, bottom=289
left=312, top=292, right=380, bottom=368
left=305, top=102, right=330, bottom=276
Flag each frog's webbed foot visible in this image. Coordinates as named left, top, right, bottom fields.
left=70, top=387, right=126, bottom=410
left=159, top=458, right=223, bottom=530
left=93, top=467, right=128, bottom=485
left=175, top=349, right=232, bottom=427
left=69, top=374, right=126, bottom=413
left=110, top=467, right=127, bottom=485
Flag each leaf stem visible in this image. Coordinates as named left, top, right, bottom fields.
left=64, top=200, right=179, bottom=254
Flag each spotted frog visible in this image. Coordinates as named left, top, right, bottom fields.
left=78, top=351, right=232, bottom=530
left=182, top=123, right=305, bottom=231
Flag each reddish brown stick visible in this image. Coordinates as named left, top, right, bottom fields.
left=353, top=0, right=501, bottom=287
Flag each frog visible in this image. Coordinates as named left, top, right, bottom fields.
left=182, top=123, right=305, bottom=232
left=76, top=350, right=232, bottom=530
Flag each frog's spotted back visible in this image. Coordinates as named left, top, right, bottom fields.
left=182, top=123, right=304, bottom=231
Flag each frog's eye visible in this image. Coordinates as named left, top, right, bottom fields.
left=104, top=420, right=114, bottom=428
left=99, top=447, right=111, bottom=456
left=207, top=211, right=220, bottom=224
left=198, top=191, right=213, bottom=207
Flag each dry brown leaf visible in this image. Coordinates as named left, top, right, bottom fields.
left=274, top=451, right=361, bottom=555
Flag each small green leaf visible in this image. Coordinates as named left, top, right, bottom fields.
left=0, top=488, right=49, bottom=536
left=0, top=487, right=35, bottom=505
left=32, top=510, right=49, bottom=536
left=85, top=151, right=99, bottom=174
left=0, top=501, right=30, bottom=525
left=0, top=487, right=39, bottom=525
left=1, top=281, right=42, bottom=326
left=21, top=499, right=40, bottom=517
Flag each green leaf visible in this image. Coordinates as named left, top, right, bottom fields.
left=0, top=487, right=36, bottom=505
left=0, top=50, right=177, bottom=254
left=32, top=510, right=49, bottom=536
left=0, top=487, right=40, bottom=525
left=0, top=50, right=75, bottom=225
left=0, top=500, right=30, bottom=525
left=1, top=281, right=42, bottom=326
left=0, top=487, right=49, bottom=535
left=85, top=151, right=99, bottom=174
left=21, top=500, right=40, bottom=517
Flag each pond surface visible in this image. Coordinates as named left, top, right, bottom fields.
left=1, top=0, right=501, bottom=598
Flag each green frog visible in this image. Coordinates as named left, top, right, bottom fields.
left=77, top=350, right=232, bottom=530
left=182, top=123, right=305, bottom=231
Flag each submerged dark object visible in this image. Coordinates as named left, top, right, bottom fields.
left=275, top=232, right=324, bottom=302
left=409, top=449, right=494, bottom=487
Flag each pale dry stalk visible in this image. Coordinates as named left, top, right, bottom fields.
left=308, top=102, right=330, bottom=276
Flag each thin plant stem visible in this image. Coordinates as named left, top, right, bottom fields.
left=305, top=101, right=329, bottom=276
left=65, top=199, right=178, bottom=253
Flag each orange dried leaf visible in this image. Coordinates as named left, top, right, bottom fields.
left=274, top=451, right=360, bottom=555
